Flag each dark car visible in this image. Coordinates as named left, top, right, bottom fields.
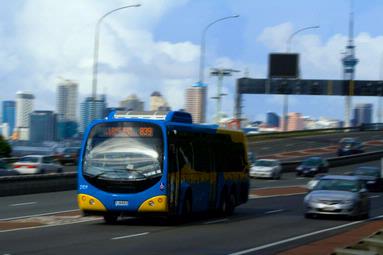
left=352, top=166, right=382, bottom=192
left=296, top=157, right=329, bottom=177
left=0, top=160, right=19, bottom=176
left=337, top=137, right=364, bottom=156
left=57, top=147, right=80, bottom=165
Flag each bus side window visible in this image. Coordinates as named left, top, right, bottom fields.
left=177, top=142, right=194, bottom=171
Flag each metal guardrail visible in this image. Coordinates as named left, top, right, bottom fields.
left=332, top=229, right=383, bottom=255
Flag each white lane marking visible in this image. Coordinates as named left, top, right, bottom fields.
left=0, top=209, right=78, bottom=221
left=111, top=232, right=149, bottom=240
left=261, top=147, right=270, bottom=150
left=369, top=195, right=380, bottom=199
left=204, top=218, right=229, bottom=225
left=296, top=177, right=304, bottom=180
left=9, top=202, right=37, bottom=207
left=0, top=217, right=101, bottom=234
left=253, top=185, right=307, bottom=190
left=264, top=209, right=284, bottom=215
left=249, top=192, right=305, bottom=199
left=227, top=214, right=383, bottom=255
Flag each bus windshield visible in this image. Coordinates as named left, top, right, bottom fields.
left=83, top=122, right=163, bottom=182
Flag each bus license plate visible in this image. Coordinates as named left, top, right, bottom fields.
left=115, top=200, right=129, bottom=206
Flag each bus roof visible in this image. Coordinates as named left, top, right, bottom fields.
left=104, top=110, right=245, bottom=137
left=108, top=110, right=192, bottom=124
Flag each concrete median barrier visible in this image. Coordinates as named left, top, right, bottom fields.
left=0, top=172, right=76, bottom=197
left=281, top=150, right=383, bottom=173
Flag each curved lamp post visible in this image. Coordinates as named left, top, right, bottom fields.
left=286, top=25, right=320, bottom=53
left=283, top=25, right=320, bottom=131
left=198, top=15, right=240, bottom=84
left=91, top=4, right=141, bottom=101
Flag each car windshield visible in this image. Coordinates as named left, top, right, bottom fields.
left=340, top=138, right=359, bottom=145
left=302, top=158, right=321, bottom=166
left=64, top=148, right=79, bottom=154
left=83, top=122, right=163, bottom=181
left=314, top=179, right=360, bottom=192
left=254, top=160, right=275, bottom=167
left=19, top=157, right=39, bottom=163
left=354, top=167, right=380, bottom=177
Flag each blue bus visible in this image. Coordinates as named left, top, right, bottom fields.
left=78, top=111, right=249, bottom=223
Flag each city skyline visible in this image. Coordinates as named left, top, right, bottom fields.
left=1, top=1, right=383, bottom=123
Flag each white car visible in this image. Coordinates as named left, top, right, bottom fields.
left=13, top=155, right=63, bottom=174
left=250, top=159, right=282, bottom=179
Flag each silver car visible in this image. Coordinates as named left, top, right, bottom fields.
left=250, top=159, right=282, bottom=179
left=303, top=175, right=369, bottom=219
left=13, top=155, right=63, bottom=174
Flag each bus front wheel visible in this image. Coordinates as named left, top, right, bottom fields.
left=103, top=213, right=118, bottom=224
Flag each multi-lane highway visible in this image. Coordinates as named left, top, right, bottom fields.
left=249, top=130, right=383, bottom=161
left=1, top=160, right=382, bottom=254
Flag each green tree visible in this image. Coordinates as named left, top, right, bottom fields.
left=0, top=136, right=12, bottom=157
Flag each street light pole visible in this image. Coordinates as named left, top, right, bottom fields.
left=198, top=15, right=239, bottom=84
left=282, top=25, right=320, bottom=131
left=286, top=25, right=320, bottom=53
left=91, top=4, right=141, bottom=115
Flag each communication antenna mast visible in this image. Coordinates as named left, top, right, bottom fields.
left=210, top=68, right=240, bottom=123
left=342, top=0, right=358, bottom=127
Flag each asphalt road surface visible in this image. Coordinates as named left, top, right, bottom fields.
left=1, top=160, right=383, bottom=254
left=1, top=160, right=380, bottom=220
left=1, top=192, right=382, bottom=255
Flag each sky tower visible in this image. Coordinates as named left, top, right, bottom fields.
left=343, top=0, right=358, bottom=127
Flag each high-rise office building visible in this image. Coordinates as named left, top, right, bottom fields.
left=185, top=83, right=207, bottom=123
left=266, top=112, right=280, bottom=127
left=56, top=79, right=78, bottom=121
left=2, top=101, right=15, bottom=137
left=29, top=111, right=57, bottom=142
left=353, top=103, right=373, bottom=126
left=279, top=112, right=304, bottom=131
left=80, top=95, right=107, bottom=133
left=150, top=91, right=170, bottom=111
left=57, top=120, right=78, bottom=140
left=16, top=91, right=34, bottom=128
left=119, top=94, right=144, bottom=111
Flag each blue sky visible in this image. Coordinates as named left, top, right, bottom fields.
left=1, top=0, right=383, bottom=123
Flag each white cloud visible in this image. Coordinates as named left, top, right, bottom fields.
left=257, top=23, right=383, bottom=80
left=0, top=0, right=198, bottom=112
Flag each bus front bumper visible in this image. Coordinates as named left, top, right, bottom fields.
left=78, top=194, right=168, bottom=214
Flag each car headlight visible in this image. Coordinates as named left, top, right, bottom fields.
left=297, top=166, right=303, bottom=171
left=310, top=168, right=317, bottom=171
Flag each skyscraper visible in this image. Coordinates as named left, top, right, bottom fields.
left=80, top=95, right=107, bottom=133
left=119, top=94, right=144, bottom=111
left=353, top=103, right=373, bottom=126
left=16, top=91, right=34, bottom=128
left=56, top=79, right=78, bottom=121
left=185, top=83, right=207, bottom=123
left=279, top=112, right=304, bottom=131
left=2, top=101, right=15, bottom=137
left=150, top=91, right=170, bottom=111
left=266, top=112, right=280, bottom=128
left=29, top=111, right=57, bottom=142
